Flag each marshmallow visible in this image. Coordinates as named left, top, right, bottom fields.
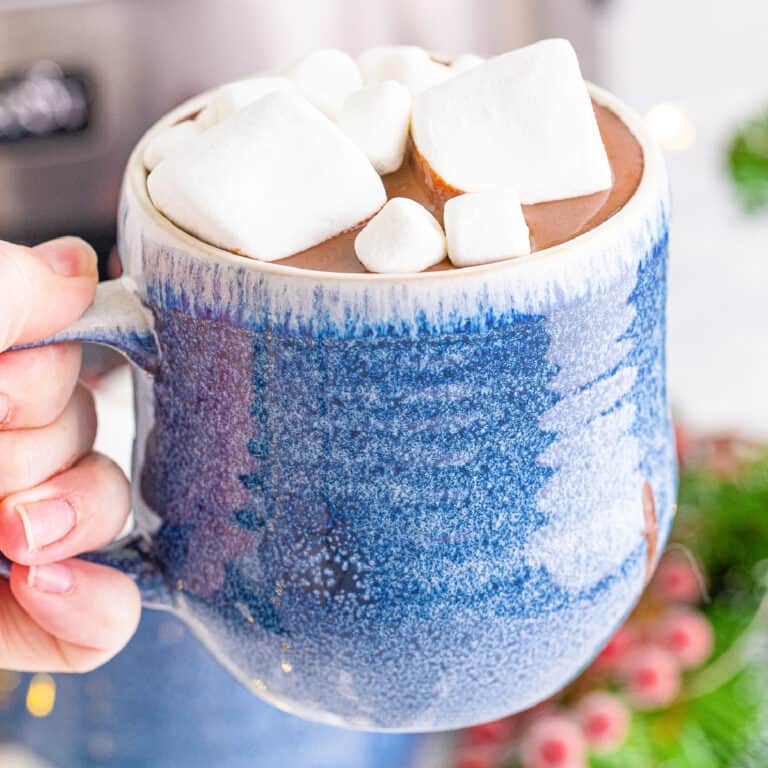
left=444, top=190, right=531, bottom=267
left=411, top=39, right=612, bottom=204
left=148, top=90, right=386, bottom=263
left=450, top=53, right=485, bottom=73
left=143, top=120, right=202, bottom=171
left=354, top=197, right=446, bottom=273
left=336, top=81, right=412, bottom=174
left=358, top=45, right=454, bottom=95
left=197, top=77, right=293, bottom=127
left=286, top=48, right=362, bottom=118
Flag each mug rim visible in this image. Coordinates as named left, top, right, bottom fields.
left=127, top=81, right=664, bottom=284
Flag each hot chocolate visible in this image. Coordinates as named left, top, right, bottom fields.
left=144, top=41, right=645, bottom=274
left=279, top=103, right=642, bottom=273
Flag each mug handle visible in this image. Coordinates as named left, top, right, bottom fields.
left=0, top=278, right=171, bottom=607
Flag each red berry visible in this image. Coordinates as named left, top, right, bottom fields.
left=622, top=645, right=681, bottom=709
left=464, top=718, right=513, bottom=745
left=656, top=608, right=714, bottom=668
left=593, top=625, right=638, bottom=674
left=519, top=715, right=587, bottom=768
left=575, top=692, right=630, bottom=752
left=652, top=552, right=703, bottom=603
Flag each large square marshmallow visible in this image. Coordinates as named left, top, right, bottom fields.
left=354, top=198, right=446, bottom=273
left=444, top=190, right=531, bottom=267
left=337, top=81, right=411, bottom=174
left=411, top=39, right=612, bottom=204
left=148, top=90, right=386, bottom=263
left=358, top=45, right=453, bottom=95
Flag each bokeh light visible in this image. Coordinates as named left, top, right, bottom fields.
left=645, top=102, right=696, bottom=152
left=25, top=674, right=56, bottom=718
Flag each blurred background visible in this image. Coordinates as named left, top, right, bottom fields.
left=1, top=1, right=767, bottom=766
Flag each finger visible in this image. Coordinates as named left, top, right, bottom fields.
left=0, top=343, right=82, bottom=430
left=4, top=559, right=140, bottom=672
left=0, top=383, right=96, bottom=498
left=0, top=237, right=98, bottom=350
left=0, top=453, right=130, bottom=565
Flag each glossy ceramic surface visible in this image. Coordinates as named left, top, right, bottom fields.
left=3, top=84, right=675, bottom=732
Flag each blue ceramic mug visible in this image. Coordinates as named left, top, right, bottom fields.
left=1, top=84, right=674, bottom=731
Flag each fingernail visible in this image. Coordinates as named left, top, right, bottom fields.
left=16, top=499, right=77, bottom=552
left=0, top=393, right=9, bottom=427
left=34, top=237, right=97, bottom=278
left=28, top=563, right=74, bottom=594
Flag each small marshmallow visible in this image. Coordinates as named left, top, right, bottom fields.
left=358, top=45, right=453, bottom=95
left=286, top=48, right=362, bottom=118
left=354, top=197, right=446, bottom=273
left=411, top=39, right=612, bottom=204
left=143, top=120, right=202, bottom=171
left=444, top=190, right=531, bottom=267
left=450, top=53, right=485, bottom=72
left=337, top=81, right=412, bottom=174
left=197, top=77, right=293, bottom=127
left=148, top=90, right=386, bottom=263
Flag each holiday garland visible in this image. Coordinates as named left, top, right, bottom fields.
left=451, top=432, right=768, bottom=768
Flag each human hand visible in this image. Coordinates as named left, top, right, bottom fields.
left=0, top=238, right=140, bottom=672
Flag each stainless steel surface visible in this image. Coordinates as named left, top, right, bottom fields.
left=0, top=0, right=140, bottom=241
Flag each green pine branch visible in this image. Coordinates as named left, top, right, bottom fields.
left=590, top=451, right=768, bottom=767
left=728, top=109, right=768, bottom=212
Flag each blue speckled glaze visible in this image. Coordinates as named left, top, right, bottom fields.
left=103, top=99, right=676, bottom=728
left=119, top=209, right=674, bottom=731
left=1, top=609, right=418, bottom=768
left=0, top=85, right=675, bottom=733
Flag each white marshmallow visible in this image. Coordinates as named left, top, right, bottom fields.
left=444, top=190, right=531, bottom=267
left=411, top=39, right=612, bottom=204
left=196, top=106, right=217, bottom=129
left=336, top=81, right=411, bottom=174
left=450, top=53, right=485, bottom=72
left=197, top=77, right=293, bottom=127
left=148, top=90, right=386, bottom=263
left=354, top=197, right=446, bottom=273
left=286, top=48, right=362, bottom=118
left=143, top=120, right=202, bottom=171
left=358, top=45, right=454, bottom=95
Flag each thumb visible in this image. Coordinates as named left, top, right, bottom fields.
left=0, top=237, right=98, bottom=351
